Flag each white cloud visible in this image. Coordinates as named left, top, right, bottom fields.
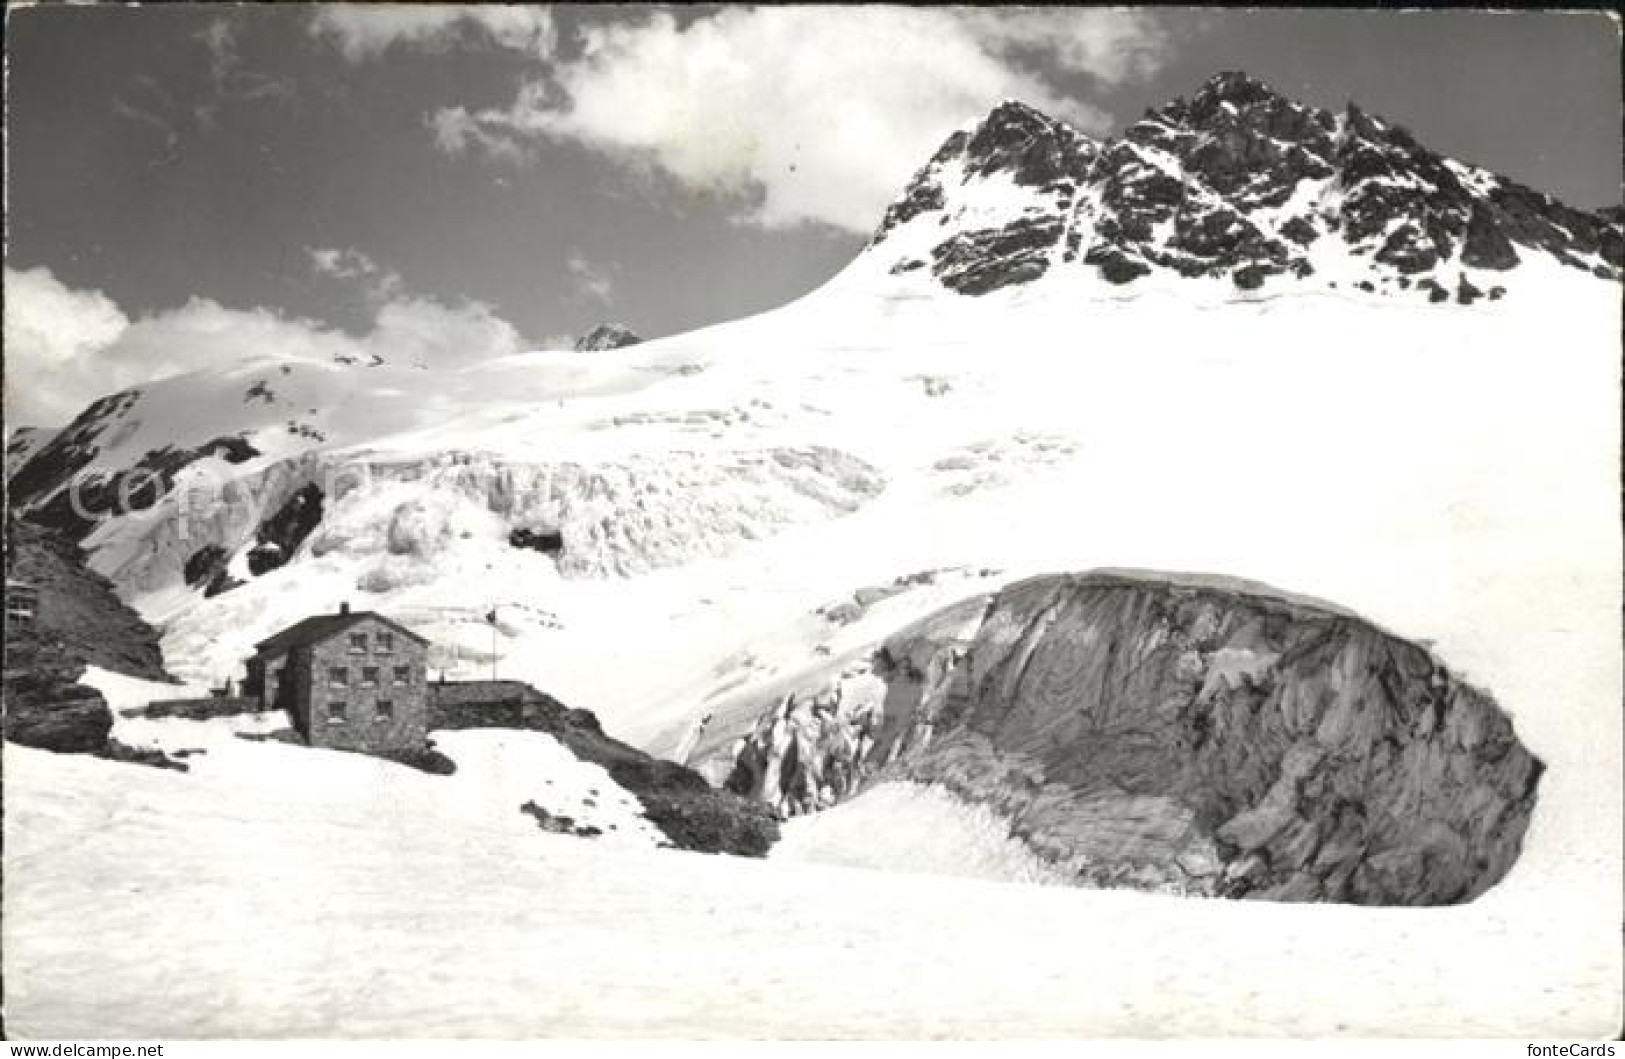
left=566, top=253, right=615, bottom=304
left=307, top=246, right=405, bottom=302
left=4, top=268, right=132, bottom=426
left=430, top=8, right=1174, bottom=232
left=429, top=105, right=528, bottom=164
left=960, top=10, right=1174, bottom=87
left=3, top=266, right=527, bottom=426
left=97, top=297, right=362, bottom=380
left=364, top=295, right=523, bottom=370
left=310, top=5, right=555, bottom=62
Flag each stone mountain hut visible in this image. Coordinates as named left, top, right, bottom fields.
left=246, top=603, right=430, bottom=754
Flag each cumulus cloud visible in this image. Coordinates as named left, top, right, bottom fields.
left=3, top=265, right=527, bottom=426
left=363, top=295, right=523, bottom=370
left=4, top=268, right=133, bottom=426
left=3, top=268, right=359, bottom=426
left=431, top=7, right=1174, bottom=231
left=310, top=4, right=555, bottom=62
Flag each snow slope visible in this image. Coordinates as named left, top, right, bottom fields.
left=774, top=781, right=1070, bottom=887
left=4, top=739, right=1617, bottom=1038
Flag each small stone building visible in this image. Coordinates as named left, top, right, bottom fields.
left=246, top=603, right=430, bottom=754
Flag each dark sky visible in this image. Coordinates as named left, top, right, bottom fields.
left=5, top=6, right=1620, bottom=350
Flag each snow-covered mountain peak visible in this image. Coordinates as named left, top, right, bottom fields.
left=861, top=72, right=1623, bottom=299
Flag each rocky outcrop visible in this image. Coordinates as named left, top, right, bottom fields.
left=5, top=427, right=59, bottom=481
left=182, top=543, right=241, bottom=597
left=3, top=519, right=173, bottom=753
left=246, top=483, right=323, bottom=576
left=867, top=71, right=1622, bottom=298
left=2, top=638, right=114, bottom=753
left=574, top=324, right=642, bottom=352
left=720, top=571, right=1542, bottom=906
left=871, top=101, right=1095, bottom=296
left=931, top=216, right=1065, bottom=295
left=5, top=519, right=169, bottom=682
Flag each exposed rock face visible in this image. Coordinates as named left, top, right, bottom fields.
left=5, top=427, right=59, bottom=480
left=867, top=71, right=1622, bottom=298
left=932, top=216, right=1067, bottom=295
left=246, top=483, right=323, bottom=576
left=5, top=519, right=169, bottom=682
left=574, top=324, right=643, bottom=352
left=3, top=519, right=171, bottom=752
left=722, top=571, right=1542, bottom=906
left=182, top=543, right=241, bottom=598
left=873, top=101, right=1097, bottom=296
left=2, top=639, right=114, bottom=753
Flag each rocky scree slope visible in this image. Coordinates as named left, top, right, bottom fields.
left=4, top=518, right=173, bottom=753
left=721, top=571, right=1542, bottom=906
left=868, top=71, right=1622, bottom=298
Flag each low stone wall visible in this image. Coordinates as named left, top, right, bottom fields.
left=126, top=696, right=267, bottom=720
left=428, top=679, right=602, bottom=732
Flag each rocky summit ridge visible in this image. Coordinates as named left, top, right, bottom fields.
left=867, top=71, right=1623, bottom=300
left=574, top=323, right=643, bottom=352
